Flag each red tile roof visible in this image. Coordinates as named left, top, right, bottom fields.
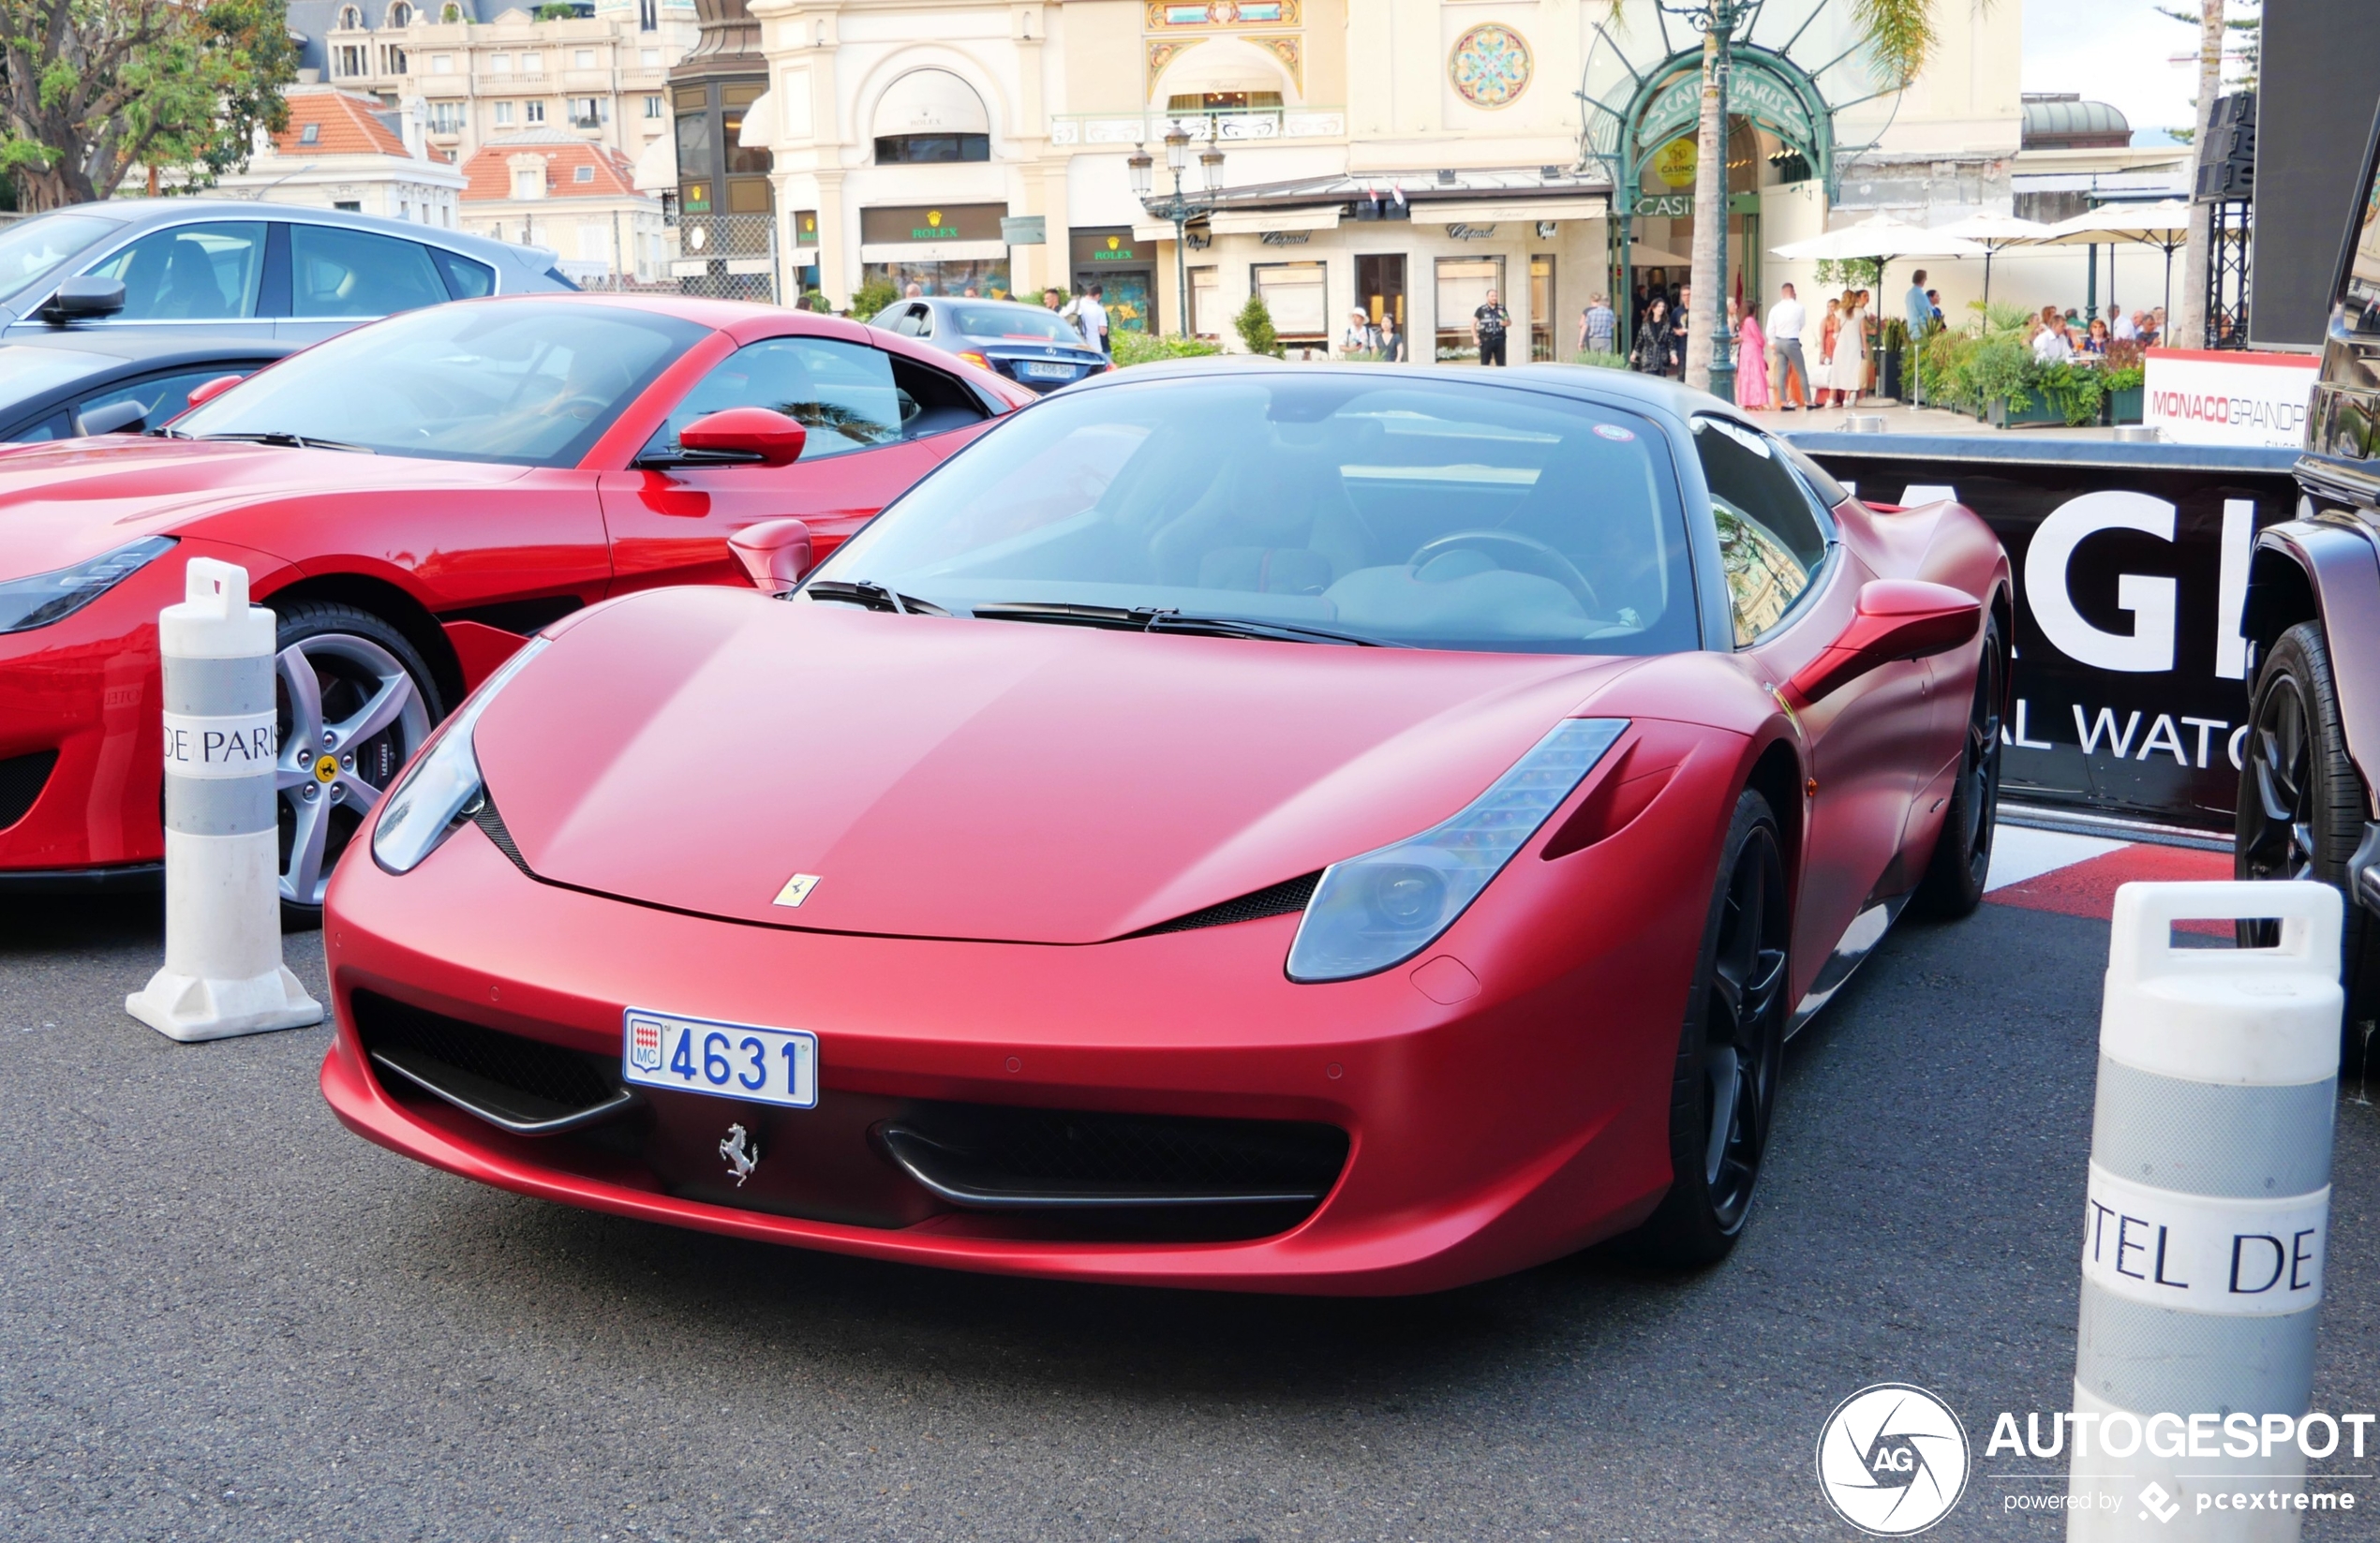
left=459, top=132, right=642, bottom=201
left=275, top=88, right=409, bottom=156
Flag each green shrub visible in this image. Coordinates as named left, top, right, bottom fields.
left=534, top=2, right=576, bottom=18
left=848, top=278, right=900, bottom=322
left=1111, top=331, right=1223, bottom=367
left=1234, top=292, right=1282, bottom=358
left=1571, top=350, right=1631, bottom=371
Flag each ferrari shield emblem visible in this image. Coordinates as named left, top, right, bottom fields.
left=772, top=872, right=821, bottom=908
left=627, top=1016, right=664, bottom=1074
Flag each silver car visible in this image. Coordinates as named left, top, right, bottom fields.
left=871, top=296, right=1111, bottom=394
left=0, top=200, right=571, bottom=349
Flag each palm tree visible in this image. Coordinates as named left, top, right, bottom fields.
left=1682, top=0, right=1946, bottom=393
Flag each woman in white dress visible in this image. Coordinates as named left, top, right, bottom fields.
left=1826, top=289, right=1869, bottom=407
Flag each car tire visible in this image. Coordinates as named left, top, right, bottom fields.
left=1911, top=614, right=2004, bottom=920
left=1629, top=789, right=1790, bottom=1268
left=2237, top=620, right=2380, bottom=1073
left=273, top=601, right=442, bottom=931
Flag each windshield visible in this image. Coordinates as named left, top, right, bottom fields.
left=808, top=374, right=1699, bottom=655
left=954, top=305, right=1085, bottom=345
left=172, top=301, right=707, bottom=466
left=0, top=214, right=121, bottom=304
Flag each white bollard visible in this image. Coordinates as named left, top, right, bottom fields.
left=2068, top=880, right=2341, bottom=1540
left=126, top=559, right=323, bottom=1043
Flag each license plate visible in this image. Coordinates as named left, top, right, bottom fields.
left=1020, top=361, right=1078, bottom=379
left=622, top=1008, right=817, bottom=1109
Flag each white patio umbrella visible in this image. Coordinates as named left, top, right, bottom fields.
left=2037, top=200, right=2195, bottom=323
left=1770, top=214, right=1986, bottom=316
left=1928, top=213, right=2056, bottom=304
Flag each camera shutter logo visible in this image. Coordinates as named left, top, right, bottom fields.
left=1815, top=1384, right=1971, bottom=1536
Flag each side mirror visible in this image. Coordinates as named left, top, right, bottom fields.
left=680, top=407, right=807, bottom=467
left=727, top=517, right=814, bottom=597
left=41, top=275, right=126, bottom=322
left=74, top=398, right=147, bottom=437
left=183, top=374, right=245, bottom=410
left=1782, top=579, right=1981, bottom=709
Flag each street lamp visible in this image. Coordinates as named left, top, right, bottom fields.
left=1135, top=126, right=1224, bottom=339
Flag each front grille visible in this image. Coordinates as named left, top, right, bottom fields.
left=878, top=1103, right=1348, bottom=1210
left=1130, top=872, right=1319, bottom=938
left=352, top=990, right=634, bottom=1135
left=0, top=749, right=57, bottom=829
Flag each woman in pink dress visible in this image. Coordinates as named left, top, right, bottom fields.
left=1733, top=295, right=1770, bottom=409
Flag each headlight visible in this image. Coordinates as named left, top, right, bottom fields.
left=1287, top=718, right=1628, bottom=983
left=370, top=636, right=552, bottom=875
left=0, top=536, right=176, bottom=634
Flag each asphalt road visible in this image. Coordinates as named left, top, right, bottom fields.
left=2, top=890, right=2374, bottom=1542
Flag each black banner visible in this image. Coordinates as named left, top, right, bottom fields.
left=1791, top=436, right=2301, bottom=832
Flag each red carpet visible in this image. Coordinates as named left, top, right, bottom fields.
left=1986, top=842, right=2235, bottom=933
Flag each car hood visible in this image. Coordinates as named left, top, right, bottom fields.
left=0, top=437, right=532, bottom=577
left=473, top=586, right=1651, bottom=944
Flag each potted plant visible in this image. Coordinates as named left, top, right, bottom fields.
left=2102, top=339, right=2147, bottom=424
left=1878, top=318, right=1909, bottom=402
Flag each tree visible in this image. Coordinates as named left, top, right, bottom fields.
left=1682, top=0, right=1949, bottom=393
left=2164, top=2, right=2261, bottom=348
left=0, top=0, right=297, bottom=211
left=1233, top=291, right=1281, bottom=357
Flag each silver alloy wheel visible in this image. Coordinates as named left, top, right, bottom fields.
left=275, top=632, right=432, bottom=908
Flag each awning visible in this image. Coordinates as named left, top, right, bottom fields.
left=737, top=90, right=775, bottom=149
left=1131, top=221, right=1180, bottom=245
left=858, top=239, right=1011, bottom=262
left=1209, top=207, right=1343, bottom=235
left=631, top=133, right=677, bottom=194
left=1427, top=196, right=1607, bottom=225
left=873, top=68, right=990, bottom=137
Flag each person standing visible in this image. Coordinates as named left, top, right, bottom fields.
left=1765, top=283, right=1808, bottom=411
left=1579, top=292, right=1616, bottom=357
left=1474, top=288, right=1511, bottom=366
left=1379, top=310, right=1403, bottom=363
left=1633, top=297, right=1670, bottom=374
left=1343, top=308, right=1380, bottom=358
left=1668, top=285, right=1691, bottom=379
left=1735, top=296, right=1770, bottom=408
left=1825, top=290, right=1869, bottom=408
left=1084, top=284, right=1112, bottom=359
left=1905, top=269, right=1933, bottom=337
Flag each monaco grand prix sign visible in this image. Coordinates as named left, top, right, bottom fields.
left=1797, top=438, right=2302, bottom=831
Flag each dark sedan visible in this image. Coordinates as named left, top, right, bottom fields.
left=870, top=297, right=1108, bottom=393
left=0, top=332, right=288, bottom=441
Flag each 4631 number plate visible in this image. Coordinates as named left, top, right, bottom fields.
left=622, top=1008, right=817, bottom=1108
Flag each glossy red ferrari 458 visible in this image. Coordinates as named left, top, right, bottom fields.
left=320, top=363, right=2010, bottom=1293
left=0, top=293, right=1033, bottom=917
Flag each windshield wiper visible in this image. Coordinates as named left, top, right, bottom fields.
left=802, top=580, right=947, bottom=616
left=970, top=601, right=1403, bottom=647
left=197, top=430, right=376, bottom=454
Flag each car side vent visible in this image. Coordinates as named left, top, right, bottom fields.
left=352, top=990, right=636, bottom=1136
left=0, top=749, right=58, bottom=830
left=470, top=794, right=533, bottom=876
left=1128, top=871, right=1321, bottom=939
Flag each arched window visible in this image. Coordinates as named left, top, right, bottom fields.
left=871, top=69, right=989, bottom=165
left=338, top=5, right=361, bottom=27
left=439, top=2, right=461, bottom=19
left=387, top=2, right=412, bottom=25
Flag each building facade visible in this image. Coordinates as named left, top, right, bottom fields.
left=198, top=84, right=468, bottom=226
left=286, top=0, right=697, bottom=172
left=459, top=130, right=668, bottom=278
left=740, top=0, right=2024, bottom=355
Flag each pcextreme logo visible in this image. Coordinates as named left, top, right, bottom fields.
left=1815, top=1384, right=1971, bottom=1536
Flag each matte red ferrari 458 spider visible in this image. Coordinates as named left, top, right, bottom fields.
left=320, top=362, right=2010, bottom=1294
left=0, top=294, right=1032, bottom=919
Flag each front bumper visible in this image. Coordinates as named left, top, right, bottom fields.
left=320, top=819, right=1699, bottom=1295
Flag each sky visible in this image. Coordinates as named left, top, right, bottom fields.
left=2020, top=0, right=2245, bottom=136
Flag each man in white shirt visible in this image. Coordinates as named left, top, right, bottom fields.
left=2032, top=319, right=2074, bottom=364
left=1765, top=284, right=1808, bottom=410
left=2113, top=310, right=2138, bottom=342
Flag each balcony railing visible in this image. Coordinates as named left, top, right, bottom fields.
left=1048, top=106, right=1345, bottom=147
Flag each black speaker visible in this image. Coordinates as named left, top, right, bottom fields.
left=2194, top=91, right=2258, bottom=203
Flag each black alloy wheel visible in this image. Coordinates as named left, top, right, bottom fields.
left=1913, top=615, right=2004, bottom=918
left=1633, top=790, right=1791, bottom=1266
left=2237, top=621, right=2380, bottom=1071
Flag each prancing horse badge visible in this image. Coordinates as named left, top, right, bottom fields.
left=719, top=1123, right=760, bottom=1186
left=773, top=872, right=820, bottom=908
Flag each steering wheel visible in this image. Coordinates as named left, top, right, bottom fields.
left=1407, top=530, right=1602, bottom=614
